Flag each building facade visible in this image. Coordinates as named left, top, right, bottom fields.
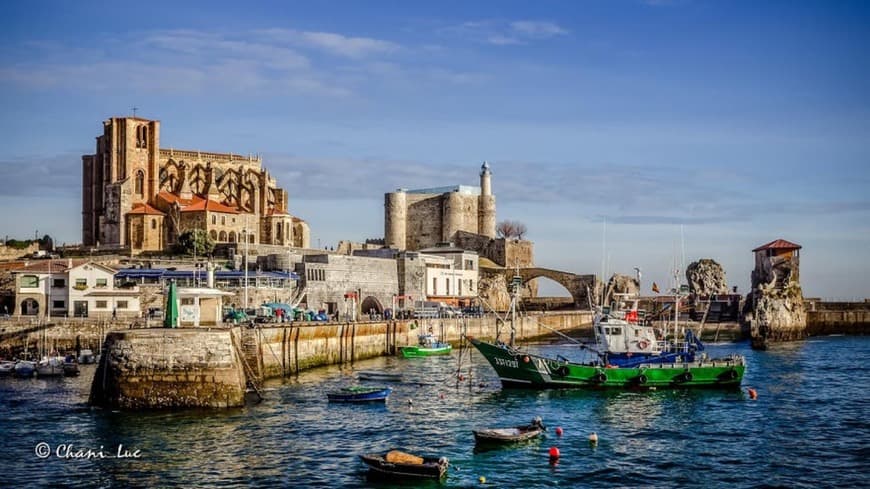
left=82, top=116, right=310, bottom=254
left=13, top=260, right=140, bottom=319
left=385, top=162, right=496, bottom=251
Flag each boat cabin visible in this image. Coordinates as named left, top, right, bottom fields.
left=594, top=297, right=660, bottom=355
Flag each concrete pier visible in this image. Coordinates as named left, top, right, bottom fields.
left=89, top=328, right=247, bottom=409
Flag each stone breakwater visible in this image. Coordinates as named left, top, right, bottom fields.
left=89, top=328, right=247, bottom=409
left=88, top=312, right=592, bottom=409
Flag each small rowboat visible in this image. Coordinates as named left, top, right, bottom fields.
left=356, top=370, right=403, bottom=382
left=359, top=450, right=449, bottom=480
left=473, top=417, right=546, bottom=446
left=327, top=386, right=392, bottom=403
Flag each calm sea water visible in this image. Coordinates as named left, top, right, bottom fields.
left=0, top=336, right=867, bottom=488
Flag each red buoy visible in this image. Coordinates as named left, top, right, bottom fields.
left=548, top=446, right=560, bottom=459
left=523, top=356, right=530, bottom=363
left=458, top=374, right=465, bottom=381
left=555, top=427, right=564, bottom=436
left=748, top=388, right=758, bottom=400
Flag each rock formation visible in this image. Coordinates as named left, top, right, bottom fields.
left=602, top=273, right=639, bottom=306
left=745, top=240, right=806, bottom=349
left=686, top=259, right=729, bottom=296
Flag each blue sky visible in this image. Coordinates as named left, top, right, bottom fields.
left=0, top=0, right=868, bottom=299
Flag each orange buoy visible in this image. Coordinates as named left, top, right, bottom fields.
left=548, top=446, right=560, bottom=459
left=555, top=427, right=564, bottom=436
left=748, top=388, right=758, bottom=400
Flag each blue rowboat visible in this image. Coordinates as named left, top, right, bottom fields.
left=327, top=386, right=392, bottom=403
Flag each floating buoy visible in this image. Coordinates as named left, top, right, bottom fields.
left=479, top=476, right=486, bottom=484
left=458, top=374, right=465, bottom=381
left=439, top=392, right=445, bottom=399
left=408, top=399, right=413, bottom=405
left=523, top=356, right=530, bottom=363
left=548, top=446, right=560, bottom=459
left=748, top=388, right=758, bottom=400
left=555, top=427, right=564, bottom=436
left=588, top=432, right=598, bottom=445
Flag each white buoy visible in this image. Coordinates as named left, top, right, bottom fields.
left=589, top=432, right=599, bottom=444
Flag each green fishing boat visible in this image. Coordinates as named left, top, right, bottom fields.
left=469, top=289, right=745, bottom=389
left=400, top=334, right=453, bottom=358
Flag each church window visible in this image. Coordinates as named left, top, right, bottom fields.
left=135, top=170, right=145, bottom=197
left=221, top=216, right=226, bottom=225
left=151, top=219, right=156, bottom=230
left=141, top=126, right=148, bottom=148
left=212, top=215, right=216, bottom=225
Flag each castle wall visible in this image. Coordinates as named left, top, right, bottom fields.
left=405, top=194, right=444, bottom=250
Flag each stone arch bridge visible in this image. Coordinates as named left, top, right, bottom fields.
left=509, top=268, right=597, bottom=309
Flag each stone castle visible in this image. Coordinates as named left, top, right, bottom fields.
left=384, top=162, right=496, bottom=251
left=82, top=116, right=309, bottom=254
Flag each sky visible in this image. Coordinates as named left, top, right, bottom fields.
left=0, top=0, right=868, bottom=300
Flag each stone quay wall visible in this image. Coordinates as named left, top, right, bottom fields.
left=244, top=311, right=593, bottom=380
left=807, top=310, right=870, bottom=336
left=89, top=328, right=247, bottom=409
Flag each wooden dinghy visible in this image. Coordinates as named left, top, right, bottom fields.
left=359, top=450, right=449, bottom=480
left=473, top=417, right=546, bottom=445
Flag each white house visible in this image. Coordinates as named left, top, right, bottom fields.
left=419, top=244, right=479, bottom=306
left=13, top=260, right=140, bottom=319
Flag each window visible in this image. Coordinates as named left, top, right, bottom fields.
left=212, top=215, right=216, bottom=225
left=135, top=170, right=145, bottom=196
left=52, top=278, right=65, bottom=288
left=76, top=279, right=87, bottom=287
left=221, top=216, right=226, bottom=225
left=465, top=259, right=474, bottom=271
left=181, top=298, right=194, bottom=306
left=96, top=300, right=108, bottom=309
left=611, top=327, right=622, bottom=336
left=52, top=300, right=65, bottom=309
left=117, top=300, right=128, bottom=309
left=446, top=279, right=451, bottom=295
left=433, top=277, right=438, bottom=295
left=20, top=275, right=38, bottom=288
left=151, top=219, right=157, bottom=230
left=96, top=278, right=108, bottom=288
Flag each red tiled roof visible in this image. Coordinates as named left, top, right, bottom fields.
left=128, top=203, right=165, bottom=216
left=181, top=199, right=240, bottom=214
left=753, top=239, right=802, bottom=252
left=156, top=191, right=200, bottom=207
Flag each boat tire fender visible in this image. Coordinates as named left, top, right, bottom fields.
left=594, top=372, right=607, bottom=383
left=636, top=374, right=648, bottom=385
left=682, top=371, right=693, bottom=382
left=556, top=366, right=569, bottom=377
left=722, top=369, right=738, bottom=381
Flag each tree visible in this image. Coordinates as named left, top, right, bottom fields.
left=175, top=229, right=215, bottom=256
left=496, top=220, right=528, bottom=240
left=514, top=221, right=528, bottom=240
left=496, top=220, right=516, bottom=239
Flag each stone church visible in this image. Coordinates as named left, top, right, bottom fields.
left=82, top=116, right=309, bottom=254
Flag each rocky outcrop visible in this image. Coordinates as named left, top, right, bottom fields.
left=602, top=273, right=639, bottom=306
left=686, top=259, right=729, bottom=296
left=746, top=253, right=807, bottom=349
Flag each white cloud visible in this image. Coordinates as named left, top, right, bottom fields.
left=442, top=19, right=569, bottom=46
left=509, top=21, right=569, bottom=38
left=254, top=28, right=399, bottom=58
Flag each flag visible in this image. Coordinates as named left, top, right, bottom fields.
left=652, top=282, right=660, bottom=293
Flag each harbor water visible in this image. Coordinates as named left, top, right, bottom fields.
left=0, top=336, right=867, bottom=488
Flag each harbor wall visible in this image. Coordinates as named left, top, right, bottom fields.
left=89, top=328, right=247, bottom=409
left=807, top=310, right=870, bottom=336
left=244, top=311, right=594, bottom=379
